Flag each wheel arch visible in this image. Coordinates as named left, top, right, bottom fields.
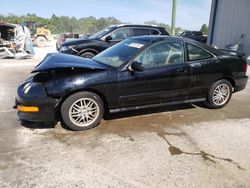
left=216, top=77, right=235, bottom=90
left=78, top=48, right=99, bottom=56
left=54, top=88, right=109, bottom=120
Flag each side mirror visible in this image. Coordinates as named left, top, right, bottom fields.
left=129, top=61, right=144, bottom=72
left=105, top=35, right=112, bottom=42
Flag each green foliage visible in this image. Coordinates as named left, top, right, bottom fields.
left=200, top=24, right=208, bottom=35
left=0, top=14, right=185, bottom=36
left=0, top=13, right=122, bottom=34
left=144, top=20, right=171, bottom=33
left=144, top=20, right=185, bottom=35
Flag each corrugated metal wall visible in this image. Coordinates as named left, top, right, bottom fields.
left=210, top=0, right=250, bottom=56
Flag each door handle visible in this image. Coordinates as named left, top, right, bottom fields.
left=190, top=63, right=202, bottom=68
left=176, top=68, right=187, bottom=73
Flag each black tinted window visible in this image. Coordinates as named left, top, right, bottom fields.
left=150, top=29, right=160, bottom=35
left=132, top=28, right=150, bottom=36
left=187, top=43, right=212, bottom=61
left=192, top=31, right=202, bottom=36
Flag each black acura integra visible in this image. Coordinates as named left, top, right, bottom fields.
left=15, top=36, right=248, bottom=131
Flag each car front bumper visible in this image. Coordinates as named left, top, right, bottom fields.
left=14, top=80, right=59, bottom=122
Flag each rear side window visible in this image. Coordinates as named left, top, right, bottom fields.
left=187, top=43, right=213, bottom=61
left=150, top=29, right=160, bottom=35
left=132, top=28, right=151, bottom=36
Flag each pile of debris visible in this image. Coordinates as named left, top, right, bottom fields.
left=0, top=23, right=35, bottom=59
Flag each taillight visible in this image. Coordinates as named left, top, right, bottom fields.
left=244, top=63, right=248, bottom=73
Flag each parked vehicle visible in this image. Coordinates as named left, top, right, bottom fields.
left=22, top=21, right=52, bottom=47
left=0, top=23, right=34, bottom=59
left=15, top=36, right=248, bottom=131
left=56, top=33, right=82, bottom=51
left=59, top=24, right=169, bottom=58
left=179, top=31, right=207, bottom=43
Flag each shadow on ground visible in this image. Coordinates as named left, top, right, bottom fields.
left=19, top=103, right=198, bottom=130
left=20, top=120, right=56, bottom=129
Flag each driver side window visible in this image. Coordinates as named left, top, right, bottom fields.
left=134, top=41, right=184, bottom=69
left=111, top=28, right=132, bottom=40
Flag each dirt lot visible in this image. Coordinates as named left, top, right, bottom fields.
left=0, top=44, right=250, bottom=188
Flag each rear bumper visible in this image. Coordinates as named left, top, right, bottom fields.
left=234, top=76, right=248, bottom=92
left=15, top=81, right=59, bottom=122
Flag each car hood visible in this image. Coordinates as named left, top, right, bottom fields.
left=62, top=38, right=97, bottom=46
left=32, top=53, right=109, bottom=73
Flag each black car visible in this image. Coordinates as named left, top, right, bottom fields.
left=179, top=31, right=207, bottom=43
left=59, top=24, right=169, bottom=58
left=15, top=36, right=248, bottom=131
left=56, top=33, right=81, bottom=51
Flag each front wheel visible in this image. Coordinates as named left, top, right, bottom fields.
left=206, top=79, right=232, bottom=109
left=61, top=92, right=104, bottom=131
left=80, top=52, right=95, bottom=58
left=35, top=36, right=47, bottom=47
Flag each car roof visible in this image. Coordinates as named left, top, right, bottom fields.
left=130, top=35, right=182, bottom=42
left=130, top=35, right=223, bottom=55
left=110, top=24, right=166, bottom=30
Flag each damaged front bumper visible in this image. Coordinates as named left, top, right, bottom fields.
left=14, top=79, right=59, bottom=122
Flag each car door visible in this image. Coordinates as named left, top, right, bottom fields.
left=118, top=40, right=192, bottom=108
left=186, top=43, right=221, bottom=99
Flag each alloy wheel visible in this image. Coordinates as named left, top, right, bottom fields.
left=212, top=83, right=230, bottom=106
left=69, top=98, right=99, bottom=127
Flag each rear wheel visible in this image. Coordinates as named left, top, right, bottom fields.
left=61, top=91, right=104, bottom=131
left=206, top=79, right=232, bottom=109
left=36, top=36, right=47, bottom=47
left=80, top=52, right=95, bottom=58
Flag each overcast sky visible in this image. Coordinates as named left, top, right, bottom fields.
left=0, top=0, right=212, bottom=30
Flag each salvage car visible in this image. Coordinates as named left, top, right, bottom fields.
left=59, top=24, right=169, bottom=58
left=0, top=23, right=34, bottom=59
left=15, top=36, right=248, bottom=131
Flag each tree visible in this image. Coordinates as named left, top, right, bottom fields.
left=144, top=20, right=171, bottom=33
left=200, top=24, right=208, bottom=35
left=1, top=14, right=123, bottom=34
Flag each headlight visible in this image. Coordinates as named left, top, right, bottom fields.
left=60, top=46, right=69, bottom=52
left=60, top=45, right=77, bottom=52
left=23, top=83, right=31, bottom=94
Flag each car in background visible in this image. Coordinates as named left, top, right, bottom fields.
left=179, top=31, right=207, bottom=43
left=15, top=36, right=248, bottom=131
left=56, top=33, right=86, bottom=51
left=59, top=24, right=169, bottom=58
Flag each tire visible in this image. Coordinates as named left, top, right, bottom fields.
left=61, top=91, right=104, bottom=131
left=36, top=36, right=47, bottom=47
left=206, top=79, right=233, bottom=109
left=80, top=52, right=95, bottom=58
left=56, top=42, right=60, bottom=51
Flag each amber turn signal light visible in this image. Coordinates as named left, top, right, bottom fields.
left=17, top=105, right=39, bottom=112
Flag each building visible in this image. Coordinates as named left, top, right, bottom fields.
left=208, top=0, right=250, bottom=59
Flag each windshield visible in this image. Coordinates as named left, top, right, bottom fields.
left=93, top=38, right=148, bottom=68
left=88, top=26, right=115, bottom=39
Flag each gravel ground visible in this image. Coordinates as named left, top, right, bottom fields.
left=0, top=44, right=250, bottom=188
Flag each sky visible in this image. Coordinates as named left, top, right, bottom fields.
left=0, top=0, right=212, bottom=30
